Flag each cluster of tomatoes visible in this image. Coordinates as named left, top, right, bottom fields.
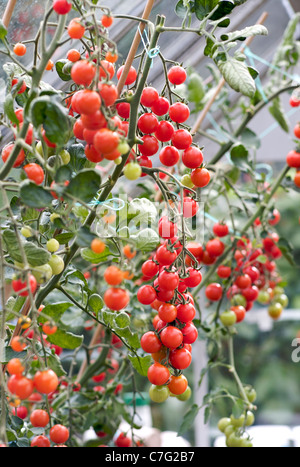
left=5, top=355, right=71, bottom=447
left=197, top=215, right=288, bottom=326
left=134, top=215, right=202, bottom=404
left=287, top=125, right=300, bottom=189
left=287, top=93, right=300, bottom=188
left=217, top=406, right=256, bottom=447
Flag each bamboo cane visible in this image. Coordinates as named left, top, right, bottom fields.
left=116, top=0, right=156, bottom=96
left=2, top=0, right=17, bottom=29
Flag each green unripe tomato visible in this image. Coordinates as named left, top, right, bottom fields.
left=47, top=238, right=60, bottom=253
left=220, top=310, right=237, bottom=327
left=268, top=302, right=283, bottom=320
left=244, top=386, right=257, bottom=404
left=59, top=150, right=71, bottom=165
left=240, top=438, right=253, bottom=448
left=274, top=293, right=289, bottom=309
left=245, top=411, right=255, bottom=427
left=21, top=227, right=32, bottom=238
left=273, top=286, right=285, bottom=296
left=231, top=294, right=247, bottom=307
left=118, top=141, right=130, bottom=155
left=36, top=140, right=55, bottom=158
left=48, top=255, right=65, bottom=275
left=181, top=174, right=194, bottom=189
left=149, top=385, right=170, bottom=403
left=176, top=386, right=192, bottom=402
left=50, top=213, right=61, bottom=223
left=32, top=264, right=53, bottom=284
left=114, top=157, right=123, bottom=166
left=224, top=425, right=235, bottom=438
left=124, top=162, right=142, bottom=180
left=36, top=141, right=44, bottom=157
left=230, top=413, right=245, bottom=428
left=226, top=433, right=243, bottom=448
left=217, top=417, right=231, bottom=433
left=188, top=73, right=205, bottom=104
left=257, top=290, right=270, bottom=305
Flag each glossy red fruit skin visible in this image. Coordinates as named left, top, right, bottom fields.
left=158, top=216, right=178, bottom=239
left=115, top=433, right=132, bottom=448
left=184, top=268, right=202, bottom=288
left=171, top=129, right=193, bottom=150
left=206, top=283, right=223, bottom=301
left=141, top=331, right=162, bottom=353
left=147, top=363, right=170, bottom=385
left=168, top=66, right=187, bottom=85
left=138, top=135, right=159, bottom=157
left=158, top=269, right=179, bottom=291
left=182, top=146, right=203, bottom=169
left=49, top=425, right=69, bottom=444
left=159, top=146, right=180, bottom=167
left=31, top=435, right=51, bottom=448
left=53, top=0, right=72, bottom=15
left=151, top=97, right=170, bottom=117
left=176, top=303, right=196, bottom=323
left=155, top=121, right=175, bottom=142
left=213, top=223, right=229, bottom=237
left=137, top=285, right=157, bottom=305
left=287, top=150, right=300, bottom=168
left=181, top=322, right=198, bottom=344
left=169, top=348, right=192, bottom=369
left=160, top=326, right=183, bottom=349
left=141, top=87, right=159, bottom=108
left=169, top=102, right=190, bottom=123
left=138, top=113, right=159, bottom=134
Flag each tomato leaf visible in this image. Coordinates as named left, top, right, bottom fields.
left=220, top=25, right=268, bottom=42
left=38, top=302, right=73, bottom=324
left=232, top=398, right=245, bottom=418
left=4, top=93, right=19, bottom=126
left=30, top=95, right=71, bottom=146
left=229, top=143, right=250, bottom=170
left=178, top=404, right=200, bottom=436
left=88, top=294, right=104, bottom=317
left=128, top=354, right=152, bottom=377
left=2, top=229, right=51, bottom=267
left=65, top=169, right=101, bottom=203
left=210, top=0, right=236, bottom=20
left=218, top=58, right=256, bottom=98
left=45, top=328, right=83, bottom=350
left=0, top=20, right=7, bottom=40
left=194, top=0, right=219, bottom=20
left=269, top=96, right=290, bottom=133
left=81, top=247, right=112, bottom=264
left=19, top=180, right=54, bottom=208
left=56, top=59, right=72, bottom=81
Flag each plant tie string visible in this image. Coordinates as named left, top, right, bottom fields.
left=88, top=198, right=126, bottom=210
left=244, top=46, right=300, bottom=85
left=138, top=25, right=160, bottom=67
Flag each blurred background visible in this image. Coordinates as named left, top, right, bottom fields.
left=1, top=0, right=300, bottom=448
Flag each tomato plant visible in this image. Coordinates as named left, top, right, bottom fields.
left=0, top=0, right=299, bottom=450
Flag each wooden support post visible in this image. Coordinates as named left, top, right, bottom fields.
left=2, top=0, right=17, bottom=29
